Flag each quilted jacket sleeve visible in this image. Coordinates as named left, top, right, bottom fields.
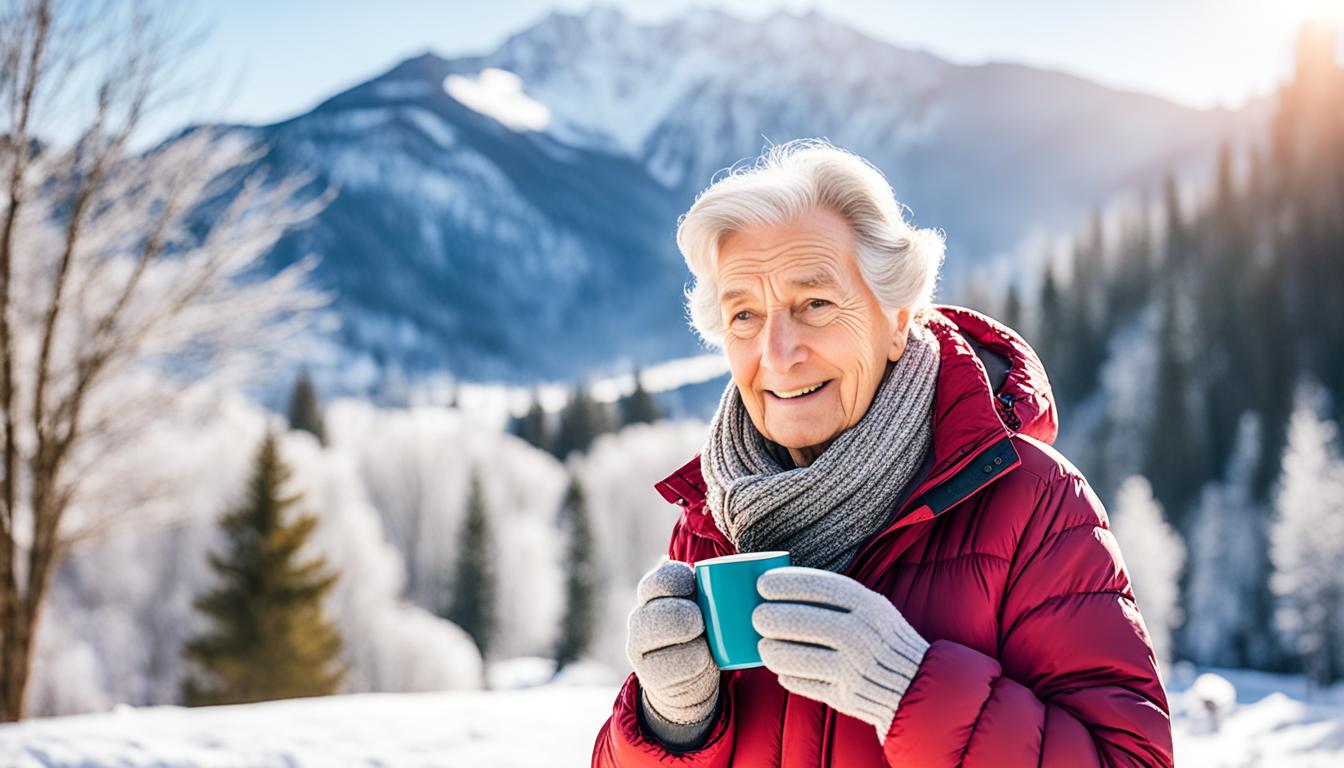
left=591, top=512, right=737, bottom=767
left=880, top=460, right=1174, bottom=767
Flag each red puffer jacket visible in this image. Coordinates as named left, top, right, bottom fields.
left=591, top=306, right=1173, bottom=767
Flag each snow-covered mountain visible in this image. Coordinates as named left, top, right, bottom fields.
left=199, top=5, right=1269, bottom=388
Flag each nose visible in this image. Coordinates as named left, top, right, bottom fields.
left=759, top=311, right=807, bottom=374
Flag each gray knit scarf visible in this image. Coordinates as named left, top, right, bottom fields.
left=700, top=324, right=940, bottom=573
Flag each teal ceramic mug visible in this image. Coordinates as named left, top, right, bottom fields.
left=694, top=550, right=792, bottom=670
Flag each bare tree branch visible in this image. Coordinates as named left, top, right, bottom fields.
left=0, top=0, right=333, bottom=720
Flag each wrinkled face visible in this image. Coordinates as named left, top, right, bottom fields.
left=717, top=207, right=910, bottom=464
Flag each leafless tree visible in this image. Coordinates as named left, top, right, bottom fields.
left=0, top=0, right=329, bottom=720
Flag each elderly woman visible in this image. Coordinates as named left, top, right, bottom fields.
left=591, top=140, right=1173, bottom=767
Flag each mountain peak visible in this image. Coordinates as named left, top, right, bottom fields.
left=377, top=51, right=452, bottom=85
left=579, top=3, right=628, bottom=26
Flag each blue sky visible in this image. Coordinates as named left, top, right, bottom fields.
left=160, top=0, right=1341, bottom=143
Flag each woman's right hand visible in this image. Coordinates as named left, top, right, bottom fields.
left=626, top=559, right=720, bottom=727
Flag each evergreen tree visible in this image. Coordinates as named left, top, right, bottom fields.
left=1162, top=172, right=1190, bottom=270
left=182, top=432, right=345, bottom=706
left=554, top=476, right=598, bottom=671
left=516, top=388, right=550, bottom=453
left=1183, top=414, right=1277, bottom=669
left=1034, top=260, right=1068, bottom=402
left=1197, top=142, right=1254, bottom=476
left=447, top=469, right=497, bottom=659
left=1001, top=282, right=1022, bottom=335
left=1144, top=281, right=1205, bottom=529
left=619, top=369, right=662, bottom=427
left=554, top=385, right=612, bottom=458
left=1270, top=387, right=1344, bottom=688
left=286, top=368, right=327, bottom=446
left=1110, top=201, right=1154, bottom=323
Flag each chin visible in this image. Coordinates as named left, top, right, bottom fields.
left=766, top=423, right=838, bottom=451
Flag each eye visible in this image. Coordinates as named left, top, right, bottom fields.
left=733, top=310, right=753, bottom=322
left=807, top=299, right=831, bottom=310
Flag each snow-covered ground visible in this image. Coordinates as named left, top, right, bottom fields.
left=0, top=686, right=615, bottom=768
left=2, top=665, right=1341, bottom=767
left=1169, top=666, right=1344, bottom=767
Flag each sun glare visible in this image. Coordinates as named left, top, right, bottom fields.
left=1286, top=0, right=1344, bottom=25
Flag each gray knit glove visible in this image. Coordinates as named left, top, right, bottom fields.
left=626, top=559, right=720, bottom=747
left=753, top=566, right=930, bottom=741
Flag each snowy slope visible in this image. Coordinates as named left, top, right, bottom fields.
left=2, top=667, right=1341, bottom=767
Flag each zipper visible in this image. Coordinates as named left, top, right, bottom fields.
left=997, top=392, right=1021, bottom=431
left=846, top=431, right=1016, bottom=575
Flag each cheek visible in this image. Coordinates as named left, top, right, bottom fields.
left=828, top=315, right=882, bottom=372
left=823, top=314, right=886, bottom=416
left=724, top=342, right=762, bottom=400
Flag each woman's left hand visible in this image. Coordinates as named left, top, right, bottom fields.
left=752, top=566, right=931, bottom=740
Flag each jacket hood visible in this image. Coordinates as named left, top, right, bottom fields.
left=928, top=305, right=1057, bottom=446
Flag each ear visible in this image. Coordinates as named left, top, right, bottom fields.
left=886, top=307, right=913, bottom=362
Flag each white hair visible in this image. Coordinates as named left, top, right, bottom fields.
left=676, top=139, right=945, bottom=349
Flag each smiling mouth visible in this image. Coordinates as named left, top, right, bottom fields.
left=767, top=380, right=831, bottom=400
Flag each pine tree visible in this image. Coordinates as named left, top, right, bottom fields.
left=447, top=469, right=497, bottom=659
left=554, top=476, right=598, bottom=671
left=1197, top=143, right=1253, bottom=477
left=182, top=432, right=345, bottom=706
left=286, top=368, right=327, bottom=446
left=619, top=369, right=662, bottom=427
left=1145, top=280, right=1205, bottom=529
left=1064, top=211, right=1109, bottom=398
left=1035, top=260, right=1068, bottom=402
left=1111, top=201, right=1154, bottom=323
left=1001, top=282, right=1022, bottom=335
left=1162, top=173, right=1190, bottom=270
left=554, top=385, right=612, bottom=458
left=516, top=388, right=550, bottom=453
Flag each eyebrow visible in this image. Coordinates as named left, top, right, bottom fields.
left=720, top=273, right=839, bottom=304
left=789, top=273, right=839, bottom=291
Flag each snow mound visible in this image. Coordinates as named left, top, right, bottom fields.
left=487, top=657, right=556, bottom=690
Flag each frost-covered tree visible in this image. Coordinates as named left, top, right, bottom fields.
left=446, top=469, right=496, bottom=659
left=181, top=431, right=345, bottom=706
left=0, top=0, right=326, bottom=721
left=1109, top=475, right=1186, bottom=671
left=1184, top=413, right=1275, bottom=668
left=554, top=474, right=598, bottom=670
left=278, top=428, right=483, bottom=695
left=287, top=368, right=327, bottom=445
left=25, top=395, right=488, bottom=716
left=1092, top=306, right=1159, bottom=496
left=1271, top=390, right=1344, bottom=688
left=348, top=403, right=566, bottom=659
left=569, top=420, right=709, bottom=670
